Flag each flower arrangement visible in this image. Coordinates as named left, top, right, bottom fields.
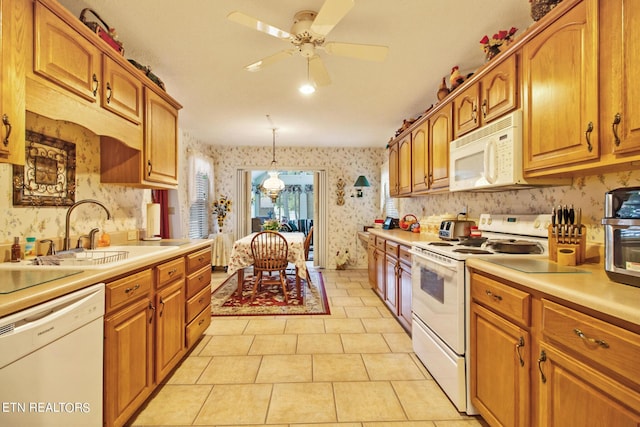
left=479, top=27, right=518, bottom=60
left=262, top=219, right=280, bottom=231
left=212, top=195, right=232, bottom=229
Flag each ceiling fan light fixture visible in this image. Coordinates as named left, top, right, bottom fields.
left=299, top=82, right=316, bottom=94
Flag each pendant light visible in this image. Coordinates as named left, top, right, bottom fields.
left=262, top=126, right=285, bottom=202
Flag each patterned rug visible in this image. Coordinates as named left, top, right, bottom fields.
left=211, top=268, right=330, bottom=316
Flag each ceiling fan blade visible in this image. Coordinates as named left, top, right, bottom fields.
left=323, top=42, right=389, bottom=61
left=310, top=0, right=354, bottom=37
left=244, top=50, right=294, bottom=72
left=308, top=55, right=331, bottom=87
left=227, top=11, right=291, bottom=39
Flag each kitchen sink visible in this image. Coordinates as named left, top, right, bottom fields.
left=0, top=245, right=180, bottom=270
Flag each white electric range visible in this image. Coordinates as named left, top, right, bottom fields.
left=409, top=213, right=552, bottom=414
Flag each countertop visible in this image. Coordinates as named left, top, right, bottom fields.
left=0, top=239, right=212, bottom=318
left=466, top=258, right=640, bottom=330
left=363, top=228, right=441, bottom=246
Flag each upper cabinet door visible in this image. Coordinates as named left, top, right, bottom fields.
left=522, top=0, right=599, bottom=173
left=429, top=102, right=452, bottom=192
left=388, top=141, right=399, bottom=197
left=144, top=88, right=178, bottom=185
left=481, top=54, right=518, bottom=124
left=33, top=1, right=100, bottom=103
left=397, top=134, right=412, bottom=195
left=411, top=121, right=429, bottom=193
left=102, top=56, right=143, bottom=125
left=453, top=83, right=480, bottom=138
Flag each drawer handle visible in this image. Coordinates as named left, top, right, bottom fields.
left=516, top=336, right=525, bottom=367
left=168, top=268, right=178, bottom=276
left=198, top=256, right=204, bottom=262
left=485, top=290, right=502, bottom=301
left=125, top=284, right=140, bottom=294
left=198, top=318, right=205, bottom=326
left=198, top=275, right=204, bottom=281
left=573, top=328, right=609, bottom=349
left=198, top=297, right=204, bottom=304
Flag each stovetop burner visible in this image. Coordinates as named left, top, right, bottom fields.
left=452, top=248, right=493, bottom=255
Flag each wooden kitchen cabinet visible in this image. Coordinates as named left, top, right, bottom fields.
left=429, top=103, right=453, bottom=192
left=411, top=119, right=429, bottom=193
left=0, top=0, right=27, bottom=165
left=374, top=237, right=386, bottom=299
left=598, top=0, right=640, bottom=157
left=522, top=0, right=599, bottom=174
left=144, top=87, right=179, bottom=186
left=374, top=236, right=412, bottom=332
left=104, top=296, right=154, bottom=427
left=154, top=280, right=185, bottom=382
left=453, top=54, right=518, bottom=139
left=102, top=56, right=144, bottom=125
left=470, top=269, right=640, bottom=427
left=367, top=234, right=377, bottom=287
left=388, top=141, right=399, bottom=196
left=536, top=299, right=640, bottom=427
left=384, top=240, right=400, bottom=313
left=398, top=246, right=412, bottom=332
left=185, top=247, right=212, bottom=348
left=470, top=272, right=532, bottom=427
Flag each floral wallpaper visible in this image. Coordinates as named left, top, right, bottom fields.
left=2, top=114, right=637, bottom=267
left=0, top=113, right=150, bottom=251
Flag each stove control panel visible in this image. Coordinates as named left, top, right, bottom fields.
left=478, top=213, right=552, bottom=237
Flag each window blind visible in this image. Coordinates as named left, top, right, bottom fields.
left=188, top=171, right=209, bottom=238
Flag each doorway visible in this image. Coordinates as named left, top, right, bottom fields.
left=235, top=169, right=327, bottom=269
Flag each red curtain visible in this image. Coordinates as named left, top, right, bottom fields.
left=152, top=190, right=170, bottom=238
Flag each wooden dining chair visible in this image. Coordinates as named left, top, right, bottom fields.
left=250, top=231, right=290, bottom=303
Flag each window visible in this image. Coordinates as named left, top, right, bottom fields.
left=188, top=171, right=209, bottom=238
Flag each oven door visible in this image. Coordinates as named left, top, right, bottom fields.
left=410, top=249, right=465, bottom=354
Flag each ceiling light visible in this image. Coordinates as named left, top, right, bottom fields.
left=299, top=58, right=316, bottom=95
left=261, top=120, right=285, bottom=202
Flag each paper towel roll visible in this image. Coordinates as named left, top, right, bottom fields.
left=146, top=203, right=161, bottom=239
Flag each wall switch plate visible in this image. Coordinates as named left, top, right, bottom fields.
left=127, top=230, right=137, bottom=240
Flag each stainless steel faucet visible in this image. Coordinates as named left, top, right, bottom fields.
left=64, top=199, right=112, bottom=251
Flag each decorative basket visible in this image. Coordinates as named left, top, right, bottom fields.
left=530, top=0, right=563, bottom=21
left=79, top=8, right=124, bottom=55
left=399, top=214, right=418, bottom=230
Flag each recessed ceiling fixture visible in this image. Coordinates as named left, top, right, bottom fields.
left=261, top=115, right=285, bottom=202
left=228, top=0, right=389, bottom=90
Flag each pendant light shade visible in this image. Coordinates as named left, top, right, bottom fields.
left=262, top=126, right=285, bottom=202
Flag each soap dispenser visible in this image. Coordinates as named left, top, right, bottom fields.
left=11, top=237, right=21, bottom=262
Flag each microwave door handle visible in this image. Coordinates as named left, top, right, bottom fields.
left=484, top=139, right=497, bottom=184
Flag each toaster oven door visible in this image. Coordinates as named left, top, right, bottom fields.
left=604, top=223, right=640, bottom=287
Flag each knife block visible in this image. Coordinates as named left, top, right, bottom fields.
left=547, top=224, right=586, bottom=265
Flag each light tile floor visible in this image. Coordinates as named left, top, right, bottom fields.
left=128, top=268, right=488, bottom=427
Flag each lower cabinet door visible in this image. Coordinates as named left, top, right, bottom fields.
left=155, top=280, right=186, bottom=382
left=470, top=302, right=531, bottom=427
left=104, top=297, right=154, bottom=427
left=537, top=344, right=640, bottom=427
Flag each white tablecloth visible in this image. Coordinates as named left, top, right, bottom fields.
left=227, top=232, right=307, bottom=279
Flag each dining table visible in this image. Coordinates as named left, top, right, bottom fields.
left=227, top=232, right=308, bottom=298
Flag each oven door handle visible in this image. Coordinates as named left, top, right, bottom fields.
left=410, top=252, right=458, bottom=271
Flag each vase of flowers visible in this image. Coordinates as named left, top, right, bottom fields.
left=212, top=195, right=232, bottom=232
left=480, top=27, right=518, bottom=61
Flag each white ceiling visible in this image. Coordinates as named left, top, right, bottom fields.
left=56, top=0, right=534, bottom=148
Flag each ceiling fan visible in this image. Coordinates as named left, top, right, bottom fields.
left=227, top=0, right=389, bottom=88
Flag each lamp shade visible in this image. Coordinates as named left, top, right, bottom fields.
left=354, top=175, right=370, bottom=187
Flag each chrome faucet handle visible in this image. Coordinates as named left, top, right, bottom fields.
left=40, top=239, right=56, bottom=255
left=88, top=228, right=100, bottom=250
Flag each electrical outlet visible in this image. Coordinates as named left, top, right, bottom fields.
left=127, top=230, right=137, bottom=241
left=460, top=206, right=468, bottom=216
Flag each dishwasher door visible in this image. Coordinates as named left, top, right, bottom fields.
left=0, top=283, right=105, bottom=427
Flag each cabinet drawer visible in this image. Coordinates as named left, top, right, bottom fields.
left=375, top=237, right=386, bottom=251
left=186, top=305, right=211, bottom=348
left=157, top=257, right=185, bottom=289
left=186, top=247, right=212, bottom=274
left=186, top=285, right=211, bottom=323
left=106, top=269, right=152, bottom=313
left=399, top=245, right=412, bottom=265
left=386, top=240, right=399, bottom=257
left=470, top=272, right=531, bottom=326
left=186, top=265, right=212, bottom=299
left=541, top=299, right=640, bottom=386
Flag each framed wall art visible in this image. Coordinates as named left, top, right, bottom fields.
left=13, top=130, right=76, bottom=206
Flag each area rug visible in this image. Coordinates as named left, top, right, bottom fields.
left=211, top=268, right=330, bottom=316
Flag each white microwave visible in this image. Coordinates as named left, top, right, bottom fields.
left=449, top=110, right=567, bottom=191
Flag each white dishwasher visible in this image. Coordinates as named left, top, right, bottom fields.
left=0, top=283, right=105, bottom=427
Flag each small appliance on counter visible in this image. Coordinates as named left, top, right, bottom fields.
left=438, top=218, right=475, bottom=240
left=548, top=203, right=585, bottom=266
left=602, top=187, right=640, bottom=287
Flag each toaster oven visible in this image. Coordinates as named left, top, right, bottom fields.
left=602, top=187, right=640, bottom=287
